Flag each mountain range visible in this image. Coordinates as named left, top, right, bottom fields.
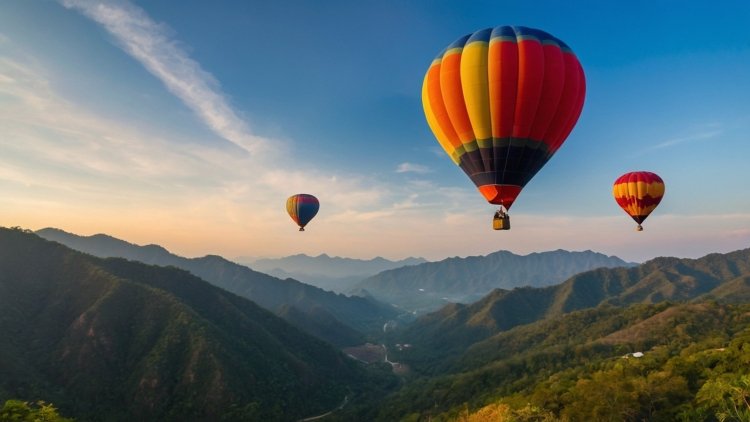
left=354, top=249, right=634, bottom=312
left=7, top=226, right=750, bottom=421
left=0, top=227, right=369, bottom=421
left=236, top=254, right=426, bottom=293
left=36, top=228, right=396, bottom=347
left=390, top=247, right=750, bottom=374
left=336, top=247, right=750, bottom=420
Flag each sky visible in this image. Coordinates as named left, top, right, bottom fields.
left=0, top=0, right=749, bottom=263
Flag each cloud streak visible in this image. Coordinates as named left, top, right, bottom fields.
left=396, top=162, right=431, bottom=174
left=645, top=127, right=722, bottom=152
left=60, top=0, right=268, bottom=154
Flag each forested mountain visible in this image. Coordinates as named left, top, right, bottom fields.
left=354, top=249, right=633, bottom=312
left=36, top=228, right=397, bottom=345
left=238, top=254, right=426, bottom=293
left=362, top=301, right=750, bottom=421
left=23, top=227, right=750, bottom=421
left=393, top=247, right=750, bottom=372
left=0, top=228, right=369, bottom=421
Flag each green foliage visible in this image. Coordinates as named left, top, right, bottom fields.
left=697, top=375, right=750, bottom=421
left=371, top=301, right=750, bottom=421
left=0, top=400, right=73, bottom=422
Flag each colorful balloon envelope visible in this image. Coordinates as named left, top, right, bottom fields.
left=612, top=172, right=665, bottom=231
left=422, top=26, right=586, bottom=212
left=286, top=194, right=319, bottom=231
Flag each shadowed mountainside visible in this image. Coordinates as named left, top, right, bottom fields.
left=36, top=228, right=397, bottom=346
left=0, top=228, right=367, bottom=421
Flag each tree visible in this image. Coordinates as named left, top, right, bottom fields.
left=0, top=400, right=74, bottom=422
left=696, top=374, right=750, bottom=422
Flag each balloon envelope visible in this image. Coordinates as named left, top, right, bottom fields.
left=612, top=171, right=665, bottom=227
left=422, top=26, right=586, bottom=209
left=286, top=194, right=319, bottom=230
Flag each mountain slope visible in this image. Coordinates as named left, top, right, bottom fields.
left=355, top=249, right=633, bottom=312
left=277, top=304, right=366, bottom=348
left=241, top=254, right=426, bottom=293
left=0, top=227, right=366, bottom=421
left=370, top=301, right=750, bottom=421
left=36, top=228, right=397, bottom=344
left=394, top=247, right=750, bottom=373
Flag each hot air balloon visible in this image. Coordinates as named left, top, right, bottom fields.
left=422, top=26, right=586, bottom=230
left=612, top=171, right=665, bottom=231
left=286, top=194, right=319, bottom=231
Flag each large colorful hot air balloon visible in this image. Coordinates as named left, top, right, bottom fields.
left=612, top=171, right=665, bottom=231
left=286, top=194, right=319, bottom=231
left=422, top=26, right=586, bottom=229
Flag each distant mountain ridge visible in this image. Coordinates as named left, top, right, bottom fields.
left=36, top=228, right=397, bottom=346
left=354, top=249, right=634, bottom=312
left=394, top=247, right=750, bottom=372
left=239, top=254, right=427, bottom=293
left=0, top=227, right=365, bottom=421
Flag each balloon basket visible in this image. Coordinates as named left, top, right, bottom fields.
left=493, top=214, right=511, bottom=230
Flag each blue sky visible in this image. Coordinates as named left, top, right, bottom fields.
left=0, top=0, right=748, bottom=262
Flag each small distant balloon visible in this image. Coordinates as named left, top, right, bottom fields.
left=612, top=171, right=665, bottom=231
left=286, top=194, right=319, bottom=231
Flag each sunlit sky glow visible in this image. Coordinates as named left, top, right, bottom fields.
left=1, top=1, right=749, bottom=263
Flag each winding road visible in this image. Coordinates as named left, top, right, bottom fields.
left=297, top=395, right=349, bottom=422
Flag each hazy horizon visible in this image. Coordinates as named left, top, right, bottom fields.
left=31, top=224, right=750, bottom=266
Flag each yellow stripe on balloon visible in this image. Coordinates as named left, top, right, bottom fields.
left=460, top=41, right=492, bottom=142
left=613, top=181, right=666, bottom=198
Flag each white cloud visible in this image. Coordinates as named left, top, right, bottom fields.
left=60, top=0, right=269, bottom=155
left=396, top=162, right=431, bottom=174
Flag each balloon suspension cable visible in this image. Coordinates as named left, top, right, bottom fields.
left=498, top=202, right=507, bottom=216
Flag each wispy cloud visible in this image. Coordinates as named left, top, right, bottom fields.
left=645, top=126, right=722, bottom=152
left=396, top=162, right=431, bottom=174
left=0, top=54, right=234, bottom=199
left=60, top=0, right=269, bottom=154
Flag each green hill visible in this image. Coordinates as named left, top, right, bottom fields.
left=367, top=301, right=750, bottom=421
left=36, top=228, right=397, bottom=346
left=0, top=227, right=368, bottom=421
